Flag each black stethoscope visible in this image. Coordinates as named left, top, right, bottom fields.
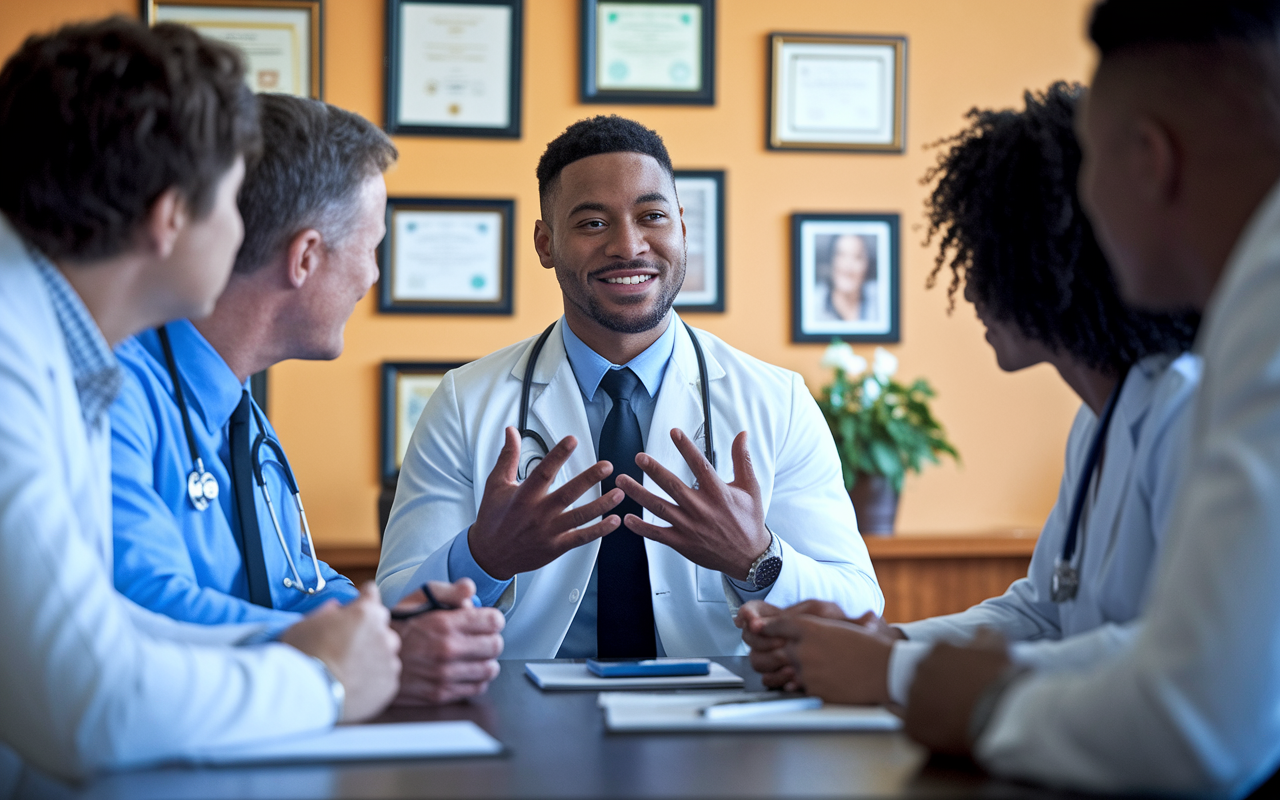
left=1050, top=365, right=1130, bottom=604
left=157, top=326, right=326, bottom=595
left=516, top=319, right=716, bottom=481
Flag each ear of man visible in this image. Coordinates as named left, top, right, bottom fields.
left=285, top=228, right=325, bottom=289
left=141, top=187, right=188, bottom=261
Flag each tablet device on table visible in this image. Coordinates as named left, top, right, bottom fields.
left=585, top=659, right=712, bottom=678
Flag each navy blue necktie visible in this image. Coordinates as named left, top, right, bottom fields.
left=596, top=368, right=657, bottom=658
left=229, top=390, right=273, bottom=608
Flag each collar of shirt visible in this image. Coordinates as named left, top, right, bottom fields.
left=145, top=319, right=246, bottom=432
left=32, top=254, right=122, bottom=428
left=560, top=314, right=677, bottom=401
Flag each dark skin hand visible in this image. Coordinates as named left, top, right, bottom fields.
left=737, top=600, right=904, bottom=691
left=615, top=429, right=771, bottom=580
left=904, top=635, right=1014, bottom=755
left=468, top=426, right=624, bottom=581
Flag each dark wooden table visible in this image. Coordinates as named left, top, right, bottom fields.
left=68, top=658, right=1077, bottom=799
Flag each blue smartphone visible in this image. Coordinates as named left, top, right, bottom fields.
left=585, top=658, right=712, bottom=678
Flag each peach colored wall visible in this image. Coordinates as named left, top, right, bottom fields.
left=3, top=0, right=1097, bottom=545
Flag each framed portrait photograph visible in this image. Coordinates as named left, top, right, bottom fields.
left=385, top=0, right=523, bottom=138
left=581, top=0, right=715, bottom=105
left=379, top=197, right=515, bottom=315
left=673, top=170, right=725, bottom=312
left=145, top=0, right=323, bottom=98
left=380, top=361, right=466, bottom=482
left=791, top=213, right=900, bottom=343
left=767, top=32, right=907, bottom=153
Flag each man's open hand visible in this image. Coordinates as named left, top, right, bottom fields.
left=469, top=427, right=624, bottom=580
left=616, top=429, right=770, bottom=580
left=391, top=579, right=505, bottom=706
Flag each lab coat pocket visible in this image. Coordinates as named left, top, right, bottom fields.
left=696, top=565, right=728, bottom=603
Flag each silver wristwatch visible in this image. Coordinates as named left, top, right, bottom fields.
left=309, top=656, right=346, bottom=722
left=744, top=531, right=783, bottom=590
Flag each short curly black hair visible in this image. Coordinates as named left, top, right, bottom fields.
left=923, top=81, right=1198, bottom=375
left=536, top=115, right=673, bottom=214
left=1089, top=0, right=1280, bottom=56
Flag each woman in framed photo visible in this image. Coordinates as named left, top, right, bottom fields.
left=813, top=233, right=880, bottom=323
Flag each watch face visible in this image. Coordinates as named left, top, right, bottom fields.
left=753, top=556, right=782, bottom=589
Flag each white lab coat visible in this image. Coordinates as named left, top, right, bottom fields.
left=0, top=218, right=334, bottom=782
left=974, top=179, right=1280, bottom=795
left=378, top=316, right=882, bottom=659
left=885, top=352, right=1200, bottom=704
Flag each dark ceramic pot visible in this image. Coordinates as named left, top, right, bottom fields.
left=849, top=473, right=899, bottom=536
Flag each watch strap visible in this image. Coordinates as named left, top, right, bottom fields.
left=308, top=655, right=346, bottom=722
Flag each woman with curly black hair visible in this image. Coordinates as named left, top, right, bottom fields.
left=739, top=82, right=1203, bottom=711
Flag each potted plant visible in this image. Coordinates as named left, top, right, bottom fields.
left=817, top=341, right=959, bottom=535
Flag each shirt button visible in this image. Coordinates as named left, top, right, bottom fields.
left=569, top=588, right=581, bottom=603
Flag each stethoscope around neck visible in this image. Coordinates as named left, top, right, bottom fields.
left=157, top=325, right=326, bottom=595
left=516, top=318, right=717, bottom=481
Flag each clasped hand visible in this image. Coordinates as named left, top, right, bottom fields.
left=390, top=578, right=505, bottom=706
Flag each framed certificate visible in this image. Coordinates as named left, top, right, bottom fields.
left=380, top=361, right=466, bottom=482
left=379, top=197, right=515, bottom=315
left=673, top=170, right=725, bottom=312
left=385, top=0, right=523, bottom=138
left=145, top=0, right=322, bottom=99
left=768, top=33, right=907, bottom=153
left=792, top=213, right=900, bottom=343
left=581, top=0, right=715, bottom=105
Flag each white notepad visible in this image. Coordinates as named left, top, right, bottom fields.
left=525, top=660, right=745, bottom=690
left=598, top=691, right=903, bottom=732
left=188, top=721, right=503, bottom=766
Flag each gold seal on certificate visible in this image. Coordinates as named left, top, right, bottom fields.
left=386, top=0, right=523, bottom=138
left=146, top=1, right=322, bottom=99
left=582, top=0, right=715, bottom=105
left=378, top=198, right=515, bottom=315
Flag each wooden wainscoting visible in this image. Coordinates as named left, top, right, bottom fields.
left=866, top=531, right=1038, bottom=623
left=321, top=530, right=1039, bottom=623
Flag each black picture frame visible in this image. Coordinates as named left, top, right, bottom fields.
left=673, top=169, right=725, bottom=313
left=766, top=32, right=908, bottom=154
left=791, top=213, right=900, bottom=344
left=385, top=0, right=523, bottom=138
left=378, top=197, right=516, bottom=315
left=581, top=0, right=715, bottom=105
left=380, top=361, right=467, bottom=483
left=144, top=0, right=324, bottom=99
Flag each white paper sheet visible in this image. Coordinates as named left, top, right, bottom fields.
left=188, top=721, right=503, bottom=765
left=524, top=661, right=745, bottom=691
left=599, top=691, right=903, bottom=732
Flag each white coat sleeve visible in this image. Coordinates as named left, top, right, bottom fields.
left=974, top=246, right=1280, bottom=795
left=758, top=374, right=883, bottom=617
left=0, top=337, right=333, bottom=782
left=377, top=371, right=477, bottom=606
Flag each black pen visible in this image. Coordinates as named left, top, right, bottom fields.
left=390, top=583, right=481, bottom=620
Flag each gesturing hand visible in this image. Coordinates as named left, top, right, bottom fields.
left=469, top=426, right=624, bottom=581
left=615, top=429, right=770, bottom=581
left=391, top=579, right=505, bottom=706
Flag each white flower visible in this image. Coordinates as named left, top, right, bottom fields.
left=821, top=341, right=867, bottom=376
left=862, top=376, right=882, bottom=404
left=873, top=347, right=898, bottom=382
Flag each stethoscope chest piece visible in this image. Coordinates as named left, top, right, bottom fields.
left=186, top=458, right=219, bottom=511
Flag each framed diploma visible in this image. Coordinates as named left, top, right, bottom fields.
left=380, top=361, right=466, bottom=482
left=145, top=0, right=322, bottom=99
left=581, top=0, right=715, bottom=105
left=791, top=213, right=900, bottom=343
left=768, top=33, right=907, bottom=153
left=673, top=170, right=725, bottom=312
left=379, top=197, right=515, bottom=315
left=385, top=0, right=523, bottom=138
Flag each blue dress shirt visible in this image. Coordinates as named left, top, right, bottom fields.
left=110, top=320, right=356, bottom=630
left=446, top=316, right=769, bottom=657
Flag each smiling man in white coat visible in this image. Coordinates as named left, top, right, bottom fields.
left=378, top=116, right=881, bottom=659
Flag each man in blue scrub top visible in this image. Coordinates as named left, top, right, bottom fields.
left=111, top=94, right=505, bottom=706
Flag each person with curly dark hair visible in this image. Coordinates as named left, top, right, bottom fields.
left=736, top=81, right=1202, bottom=733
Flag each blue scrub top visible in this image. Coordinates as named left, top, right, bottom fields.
left=110, top=320, right=357, bottom=630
